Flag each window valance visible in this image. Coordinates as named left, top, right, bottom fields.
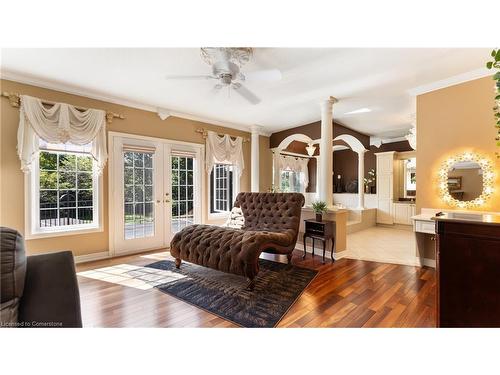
left=205, top=130, right=244, bottom=177
left=17, top=95, right=107, bottom=175
left=277, top=154, right=310, bottom=188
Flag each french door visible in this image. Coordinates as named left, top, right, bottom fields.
left=110, top=133, right=203, bottom=255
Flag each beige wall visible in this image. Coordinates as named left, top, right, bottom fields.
left=416, top=75, right=500, bottom=259
left=0, top=79, right=271, bottom=257
left=416, top=76, right=499, bottom=212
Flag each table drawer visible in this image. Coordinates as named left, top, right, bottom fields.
left=415, top=220, right=435, bottom=234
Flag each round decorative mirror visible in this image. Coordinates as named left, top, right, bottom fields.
left=439, top=152, right=495, bottom=208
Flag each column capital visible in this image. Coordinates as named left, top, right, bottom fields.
left=320, top=97, right=338, bottom=111
left=250, top=125, right=264, bottom=135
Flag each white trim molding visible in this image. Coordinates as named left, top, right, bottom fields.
left=74, top=251, right=110, bottom=264
left=1, top=70, right=255, bottom=134
left=408, top=67, right=492, bottom=96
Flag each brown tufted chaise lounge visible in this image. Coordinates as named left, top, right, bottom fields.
left=170, top=192, right=305, bottom=290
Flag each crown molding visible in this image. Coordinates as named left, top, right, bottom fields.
left=408, top=67, right=492, bottom=97
left=0, top=70, right=255, bottom=134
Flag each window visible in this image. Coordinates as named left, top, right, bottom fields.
left=27, top=140, right=101, bottom=237
left=404, top=157, right=416, bottom=197
left=210, top=164, right=237, bottom=214
left=280, top=170, right=303, bottom=192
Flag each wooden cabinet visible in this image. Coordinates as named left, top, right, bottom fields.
left=436, top=217, right=500, bottom=327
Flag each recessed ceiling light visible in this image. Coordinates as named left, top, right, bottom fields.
left=343, top=107, right=372, bottom=115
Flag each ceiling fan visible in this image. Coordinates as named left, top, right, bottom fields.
left=165, top=47, right=282, bottom=105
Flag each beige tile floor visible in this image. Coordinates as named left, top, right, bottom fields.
left=344, top=225, right=417, bottom=266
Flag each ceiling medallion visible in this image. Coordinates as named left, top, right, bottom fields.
left=200, top=47, right=253, bottom=67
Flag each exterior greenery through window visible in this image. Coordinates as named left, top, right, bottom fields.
left=171, top=155, right=194, bottom=233
left=39, top=149, right=94, bottom=228
left=123, top=151, right=154, bottom=239
left=210, top=164, right=234, bottom=213
left=280, top=170, right=302, bottom=192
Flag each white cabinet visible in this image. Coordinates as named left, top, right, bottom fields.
left=414, top=219, right=435, bottom=234
left=375, top=152, right=396, bottom=224
left=393, top=203, right=416, bottom=225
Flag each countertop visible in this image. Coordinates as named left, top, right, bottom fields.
left=412, top=212, right=500, bottom=226
left=411, top=213, right=434, bottom=221
left=433, top=212, right=500, bottom=226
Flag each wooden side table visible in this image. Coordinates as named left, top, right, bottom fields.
left=303, top=219, right=335, bottom=263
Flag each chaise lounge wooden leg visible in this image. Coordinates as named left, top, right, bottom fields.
left=287, top=253, right=293, bottom=264
left=175, top=258, right=182, bottom=269
left=246, top=277, right=256, bottom=291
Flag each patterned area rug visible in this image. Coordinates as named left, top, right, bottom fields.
left=145, top=258, right=318, bottom=328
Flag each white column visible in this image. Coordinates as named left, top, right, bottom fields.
left=357, top=150, right=366, bottom=209
left=271, top=148, right=281, bottom=190
left=250, top=125, right=262, bottom=192
left=318, top=97, right=337, bottom=207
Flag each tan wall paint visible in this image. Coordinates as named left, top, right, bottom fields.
left=0, top=79, right=268, bottom=257
left=416, top=75, right=500, bottom=259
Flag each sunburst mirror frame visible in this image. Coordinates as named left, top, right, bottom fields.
left=439, top=152, right=495, bottom=209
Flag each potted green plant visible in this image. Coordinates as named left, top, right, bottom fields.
left=312, top=201, right=328, bottom=222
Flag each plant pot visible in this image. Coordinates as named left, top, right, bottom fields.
left=315, top=213, right=323, bottom=222
left=365, top=185, right=370, bottom=194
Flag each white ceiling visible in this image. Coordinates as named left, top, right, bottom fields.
left=0, top=48, right=491, bottom=137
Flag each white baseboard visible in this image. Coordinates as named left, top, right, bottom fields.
left=74, top=251, right=110, bottom=264
left=421, top=258, right=436, bottom=268
left=295, top=246, right=347, bottom=261
left=296, top=245, right=437, bottom=268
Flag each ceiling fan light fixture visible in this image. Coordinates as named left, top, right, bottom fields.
left=306, top=143, right=316, bottom=156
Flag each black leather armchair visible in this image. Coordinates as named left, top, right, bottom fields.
left=0, top=227, right=82, bottom=328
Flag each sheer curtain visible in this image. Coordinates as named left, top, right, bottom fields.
left=17, top=95, right=107, bottom=174
left=277, top=154, right=310, bottom=189
left=205, top=130, right=244, bottom=176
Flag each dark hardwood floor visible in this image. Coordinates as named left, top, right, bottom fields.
left=76, top=250, right=436, bottom=327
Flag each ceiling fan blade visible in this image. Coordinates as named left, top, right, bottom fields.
left=232, top=83, right=261, bottom=105
left=241, top=69, right=282, bottom=82
left=165, top=74, right=214, bottom=80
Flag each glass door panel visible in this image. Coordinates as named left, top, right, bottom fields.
left=112, top=137, right=164, bottom=254
left=123, top=151, right=155, bottom=240
left=170, top=155, right=195, bottom=234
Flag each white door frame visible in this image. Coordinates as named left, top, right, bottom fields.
left=164, top=141, right=203, bottom=244
left=108, top=131, right=204, bottom=257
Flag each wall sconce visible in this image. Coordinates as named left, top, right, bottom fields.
left=306, top=143, right=316, bottom=156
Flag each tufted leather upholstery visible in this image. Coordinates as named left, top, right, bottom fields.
left=170, top=193, right=304, bottom=280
